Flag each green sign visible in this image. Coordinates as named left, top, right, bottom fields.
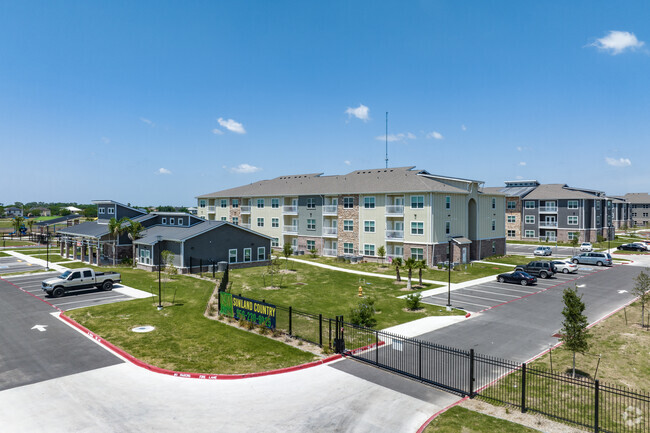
left=220, top=293, right=276, bottom=329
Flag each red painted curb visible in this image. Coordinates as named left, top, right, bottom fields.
left=416, top=396, right=469, bottom=433
left=465, top=313, right=471, bottom=318
left=59, top=313, right=344, bottom=380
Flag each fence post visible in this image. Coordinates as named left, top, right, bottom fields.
left=289, top=306, right=292, bottom=336
left=375, top=330, right=379, bottom=365
left=190, top=257, right=192, bottom=273
left=521, top=362, right=527, bottom=413
left=418, top=340, right=422, bottom=380
left=212, top=260, right=215, bottom=278
left=469, top=349, right=475, bottom=398
left=319, top=314, right=322, bottom=347
left=329, top=318, right=332, bottom=349
left=594, top=380, right=599, bottom=433
left=200, top=259, right=202, bottom=277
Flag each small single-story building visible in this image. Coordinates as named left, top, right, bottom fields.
left=5, top=206, right=23, bottom=217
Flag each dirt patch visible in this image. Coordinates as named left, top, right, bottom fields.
left=294, top=282, right=307, bottom=286
left=259, top=286, right=281, bottom=291
left=279, top=269, right=297, bottom=274
left=402, top=307, right=425, bottom=313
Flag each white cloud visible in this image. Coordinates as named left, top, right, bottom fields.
left=461, top=125, right=467, bottom=131
left=591, top=31, right=645, bottom=55
left=406, top=132, right=416, bottom=139
left=375, top=133, right=416, bottom=142
left=140, top=117, right=154, bottom=126
left=344, top=160, right=351, bottom=165
left=345, top=104, right=370, bottom=121
left=516, top=146, right=523, bottom=152
left=212, top=128, right=224, bottom=135
left=218, top=117, right=246, bottom=134
left=605, top=157, right=632, bottom=167
left=426, top=131, right=444, bottom=140
left=518, top=161, right=527, bottom=166
left=158, top=168, right=171, bottom=175
left=515, top=175, right=523, bottom=180
left=101, top=137, right=110, bottom=144
left=229, top=163, right=261, bottom=174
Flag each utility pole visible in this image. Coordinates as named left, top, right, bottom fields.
left=385, top=112, right=388, bottom=168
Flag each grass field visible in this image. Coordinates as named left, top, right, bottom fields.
left=0, top=240, right=39, bottom=247
left=423, top=406, right=539, bottom=432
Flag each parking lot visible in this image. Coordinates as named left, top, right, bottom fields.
left=505, top=243, right=578, bottom=257
left=0, top=256, right=46, bottom=275
left=422, top=265, right=602, bottom=313
left=3, top=272, right=140, bottom=310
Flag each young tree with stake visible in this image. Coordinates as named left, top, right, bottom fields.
left=560, top=286, right=590, bottom=378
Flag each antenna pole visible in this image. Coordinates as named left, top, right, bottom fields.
left=385, top=112, right=388, bottom=168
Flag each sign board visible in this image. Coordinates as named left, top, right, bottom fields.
left=220, top=293, right=276, bottom=329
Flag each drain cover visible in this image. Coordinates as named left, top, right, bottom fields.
left=132, top=325, right=155, bottom=333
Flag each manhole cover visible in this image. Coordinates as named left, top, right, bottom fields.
left=132, top=325, right=155, bottom=333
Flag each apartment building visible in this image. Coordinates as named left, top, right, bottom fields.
left=625, top=193, right=650, bottom=227
left=196, top=166, right=506, bottom=265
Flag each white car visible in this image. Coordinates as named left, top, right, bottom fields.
left=533, top=246, right=552, bottom=256
left=579, top=242, right=593, bottom=252
left=551, top=260, right=578, bottom=274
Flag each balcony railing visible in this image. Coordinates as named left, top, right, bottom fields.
left=539, top=221, right=558, bottom=228
left=385, top=230, right=404, bottom=240
left=322, top=205, right=338, bottom=215
left=283, top=225, right=298, bottom=234
left=323, top=227, right=338, bottom=236
left=241, top=223, right=251, bottom=229
left=323, top=248, right=337, bottom=257
left=385, top=205, right=404, bottom=216
left=539, top=206, right=558, bottom=213
left=240, top=206, right=251, bottom=214
left=283, top=205, right=298, bottom=214
left=207, top=206, right=216, bottom=213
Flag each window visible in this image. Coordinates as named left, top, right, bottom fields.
left=272, top=218, right=279, bottom=228
left=307, top=240, right=315, bottom=250
left=507, top=230, right=516, bottom=237
left=170, top=218, right=175, bottom=225
left=507, top=215, right=516, bottom=223
left=445, top=221, right=450, bottom=235
left=343, top=243, right=354, bottom=254
left=221, top=217, right=227, bottom=221
left=83, top=270, right=92, bottom=278
left=99, top=207, right=105, bottom=214
left=411, top=248, right=424, bottom=260
left=108, top=207, right=115, bottom=214
left=257, top=199, right=264, bottom=208
left=343, top=220, right=354, bottom=232
left=568, top=200, right=578, bottom=209
left=568, top=216, right=578, bottom=225
left=364, top=197, right=375, bottom=209
left=244, top=248, right=251, bottom=262
left=492, top=219, right=496, bottom=231
left=524, top=230, right=535, bottom=238
left=271, top=238, right=279, bottom=247
left=364, top=244, right=375, bottom=256
left=307, top=219, right=316, bottom=230
left=568, top=232, right=576, bottom=240
left=232, top=217, right=239, bottom=225
left=343, top=197, right=354, bottom=209
left=139, top=248, right=151, bottom=265
left=525, top=215, right=535, bottom=224
left=507, top=201, right=516, bottom=210
left=364, top=221, right=375, bottom=233
left=177, top=218, right=183, bottom=226
left=271, top=198, right=279, bottom=208
left=445, top=196, right=451, bottom=209
left=257, top=247, right=266, bottom=261
left=229, top=249, right=237, bottom=263
left=411, top=221, right=424, bottom=235
left=257, top=218, right=264, bottom=227
left=220, top=199, right=227, bottom=208
left=492, top=241, right=496, bottom=254
left=491, top=198, right=496, bottom=209
left=200, top=200, right=206, bottom=208
left=525, top=201, right=535, bottom=209
left=162, top=217, right=167, bottom=224
left=232, top=199, right=239, bottom=208
left=306, top=198, right=316, bottom=209
left=70, top=271, right=80, bottom=280
left=411, top=195, right=424, bottom=209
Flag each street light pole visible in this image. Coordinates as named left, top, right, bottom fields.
left=447, top=238, right=452, bottom=310
left=45, top=227, right=49, bottom=271
left=157, top=235, right=163, bottom=310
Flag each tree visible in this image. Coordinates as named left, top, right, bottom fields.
left=560, top=286, right=590, bottom=378
left=392, top=257, right=403, bottom=282
left=83, top=207, right=98, bottom=218
left=631, top=269, right=650, bottom=327
left=416, top=259, right=427, bottom=286
left=377, top=245, right=386, bottom=266
left=404, top=257, right=417, bottom=290
left=26, top=218, right=35, bottom=235
left=161, top=250, right=176, bottom=277
left=125, top=219, right=145, bottom=268
left=60, top=208, right=71, bottom=216
left=570, top=233, right=580, bottom=255
left=282, top=243, right=293, bottom=269
left=11, top=216, right=25, bottom=238
left=108, top=217, right=128, bottom=266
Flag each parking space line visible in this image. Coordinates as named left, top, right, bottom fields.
left=423, top=296, right=490, bottom=310
left=462, top=288, right=521, bottom=298
left=443, top=292, right=506, bottom=303
left=53, top=295, right=130, bottom=307
left=481, top=285, right=538, bottom=294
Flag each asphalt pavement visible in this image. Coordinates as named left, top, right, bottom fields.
left=0, top=256, right=45, bottom=274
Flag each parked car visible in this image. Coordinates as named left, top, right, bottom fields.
left=617, top=243, right=646, bottom=252
left=496, top=271, right=537, bottom=286
left=571, top=252, right=612, bottom=266
left=533, top=246, right=552, bottom=256
left=630, top=242, right=649, bottom=251
left=42, top=268, right=121, bottom=297
left=579, top=242, right=593, bottom=252
left=551, top=260, right=578, bottom=274
left=514, top=261, right=558, bottom=279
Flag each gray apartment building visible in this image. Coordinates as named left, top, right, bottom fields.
left=196, top=166, right=507, bottom=265
left=625, top=193, right=650, bottom=227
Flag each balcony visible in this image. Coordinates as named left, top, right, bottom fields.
left=385, top=205, right=404, bottom=216
left=240, top=206, right=251, bottom=214
left=323, top=227, right=338, bottom=237
left=283, top=225, right=298, bottom=234
left=283, top=205, right=298, bottom=214
left=539, top=221, right=558, bottom=228
left=241, top=223, right=251, bottom=229
left=207, top=206, right=216, bottom=213
left=385, top=230, right=404, bottom=240
left=322, top=205, right=338, bottom=215
left=323, top=248, right=337, bottom=257
left=539, top=206, right=558, bottom=213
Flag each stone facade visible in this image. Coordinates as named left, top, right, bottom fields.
left=297, top=235, right=322, bottom=255
left=229, top=197, right=241, bottom=224
left=469, top=237, right=506, bottom=260
left=505, top=197, right=522, bottom=240
left=337, top=194, right=359, bottom=255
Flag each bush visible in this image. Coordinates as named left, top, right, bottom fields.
left=309, top=248, right=318, bottom=258
left=349, top=298, right=377, bottom=328
left=121, top=257, right=133, bottom=266
left=405, top=293, right=422, bottom=310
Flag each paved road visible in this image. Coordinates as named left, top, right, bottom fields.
left=0, top=256, right=45, bottom=274
left=505, top=243, right=577, bottom=257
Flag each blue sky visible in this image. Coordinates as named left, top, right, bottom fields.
left=1, top=1, right=649, bottom=206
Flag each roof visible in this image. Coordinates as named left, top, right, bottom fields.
left=35, top=214, right=82, bottom=226
left=196, top=166, right=485, bottom=199
left=524, top=184, right=604, bottom=200
left=624, top=193, right=650, bottom=204
left=64, top=206, right=82, bottom=212
left=57, top=221, right=110, bottom=238
left=92, top=200, right=147, bottom=216
left=481, top=185, right=536, bottom=198
left=133, top=221, right=273, bottom=245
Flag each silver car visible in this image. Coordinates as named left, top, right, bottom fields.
left=551, top=260, right=578, bottom=274
left=534, top=246, right=552, bottom=256
left=571, top=252, right=612, bottom=267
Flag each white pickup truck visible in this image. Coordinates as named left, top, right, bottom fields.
left=42, top=268, right=122, bottom=298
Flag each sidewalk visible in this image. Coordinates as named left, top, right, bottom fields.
left=5, top=250, right=68, bottom=273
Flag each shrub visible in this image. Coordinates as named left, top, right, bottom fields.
left=405, top=293, right=422, bottom=310
left=349, top=298, right=377, bottom=328
left=121, top=257, right=133, bottom=266
left=309, top=248, right=318, bottom=258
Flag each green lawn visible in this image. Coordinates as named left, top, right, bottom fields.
left=0, top=251, right=10, bottom=257
left=423, top=406, right=538, bottom=432
left=66, top=266, right=317, bottom=374
left=33, top=216, right=60, bottom=221
left=480, top=255, right=535, bottom=266
left=0, top=240, right=39, bottom=247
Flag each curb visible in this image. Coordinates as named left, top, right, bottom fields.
left=415, top=396, right=469, bottom=433
left=58, top=313, right=343, bottom=380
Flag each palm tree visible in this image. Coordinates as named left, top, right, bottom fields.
left=416, top=259, right=427, bottom=286
left=125, top=219, right=145, bottom=268
left=108, top=217, right=128, bottom=266
left=404, top=257, right=417, bottom=290
left=26, top=218, right=35, bottom=237
left=12, top=216, right=25, bottom=238
left=392, top=257, right=403, bottom=282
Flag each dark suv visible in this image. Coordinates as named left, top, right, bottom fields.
left=514, top=261, right=558, bottom=279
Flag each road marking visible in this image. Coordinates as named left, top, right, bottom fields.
left=618, top=290, right=628, bottom=294
left=53, top=295, right=129, bottom=307
left=31, top=324, right=48, bottom=332
left=423, top=296, right=490, bottom=309
left=463, top=288, right=521, bottom=298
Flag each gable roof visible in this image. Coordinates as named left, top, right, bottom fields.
left=57, top=221, right=110, bottom=238
left=92, top=200, right=147, bottom=216
left=133, top=221, right=273, bottom=245
left=624, top=193, right=650, bottom=204
left=524, top=184, right=604, bottom=200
